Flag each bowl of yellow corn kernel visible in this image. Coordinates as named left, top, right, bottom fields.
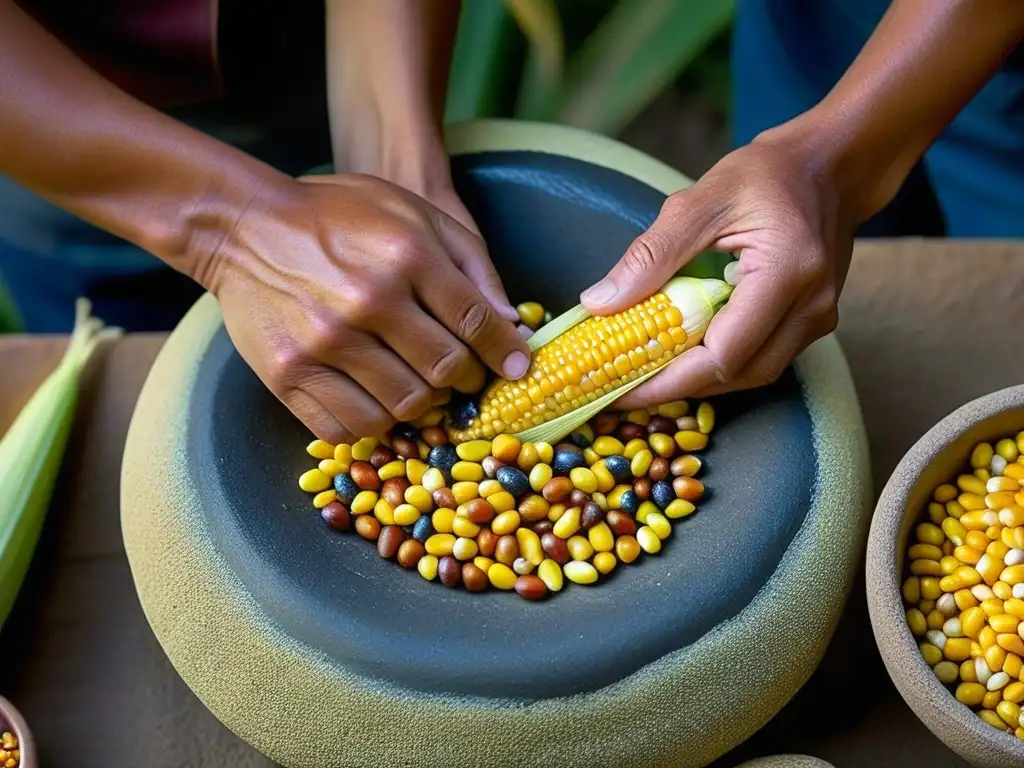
left=868, top=383, right=1024, bottom=768
left=0, top=696, right=32, bottom=768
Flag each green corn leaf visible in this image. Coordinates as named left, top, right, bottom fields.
left=539, top=0, right=735, bottom=136
left=445, top=0, right=527, bottom=122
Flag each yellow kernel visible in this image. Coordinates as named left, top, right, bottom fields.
left=537, top=558, right=563, bottom=591
left=1003, top=681, right=1024, bottom=703
left=488, top=491, right=515, bottom=514
left=971, top=443, right=995, bottom=469
left=963, top=606, right=989, bottom=639
left=936, top=483, right=961, bottom=502
left=317, top=459, right=345, bottom=477
left=909, top=543, right=944, bottom=561
left=646, top=511, right=672, bottom=540
left=332, top=442, right=353, bottom=467
left=451, top=461, right=484, bottom=482
left=452, top=515, right=480, bottom=538
left=456, top=440, right=492, bottom=462
left=998, top=438, right=1020, bottom=461
left=961, top=659, right=979, bottom=682
left=1004, top=652, right=1023, bottom=678
left=926, top=610, right=945, bottom=630
left=492, top=510, right=521, bottom=536
left=453, top=537, right=478, bottom=561
left=997, top=700, right=1022, bottom=727
left=956, top=588, right=980, bottom=611
left=995, top=581, right=1014, bottom=600
left=553, top=506, right=582, bottom=538
left=374, top=499, right=395, bottom=525
left=351, top=490, right=378, bottom=515
left=625, top=409, right=651, bottom=426
left=567, top=535, right=594, bottom=561
left=916, top=523, right=946, bottom=547
left=649, top=433, right=675, bottom=458
left=529, top=463, right=553, bottom=492
left=631, top=449, right=654, bottom=477
left=488, top=562, right=517, bottom=590
left=997, top=633, right=1024, bottom=655
left=569, top=467, right=598, bottom=494
left=958, top=474, right=988, bottom=496
left=403, top=485, right=433, bottom=513
left=981, top=598, right=1005, bottom=617
left=912, top=560, right=943, bottom=576
left=425, top=533, right=456, bottom=556
left=351, top=437, right=378, bottom=461
left=432, top=507, right=456, bottom=534
left=927, top=502, right=947, bottom=525
left=418, top=554, right=438, bottom=581
left=593, top=551, right=617, bottom=574
left=665, top=499, right=696, bottom=519
left=405, top=459, right=427, bottom=485
left=623, top=438, right=648, bottom=459
left=1001, top=565, right=1024, bottom=585
left=378, top=460, right=407, bottom=482
left=940, top=556, right=961, bottom=575
left=394, top=503, right=422, bottom=527
left=588, top=522, right=614, bottom=552
left=933, top=660, right=960, bottom=684
left=313, top=489, right=337, bottom=509
left=987, top=644, right=1008, bottom=672
left=299, top=468, right=331, bottom=493
left=981, top=626, right=998, bottom=649
left=945, top=638, right=974, bottom=661
left=516, top=528, right=544, bottom=565
left=517, top=443, right=540, bottom=471
left=921, top=577, right=942, bottom=600
left=674, top=430, right=708, bottom=452
left=955, top=566, right=983, bottom=586
left=637, top=526, right=662, bottom=554
left=983, top=691, right=1004, bottom=711
left=535, top=442, right=553, bottom=464
left=636, top=501, right=659, bottom=525
left=593, top=436, right=625, bottom=456
left=307, top=439, right=336, bottom=460
left=991, top=614, right=1021, bottom=634
left=907, top=609, right=928, bottom=636
left=696, top=402, right=715, bottom=433
left=920, top=643, right=943, bottom=666
left=564, top=560, right=599, bottom=585
left=978, top=709, right=1008, bottom=730
left=583, top=447, right=600, bottom=465
left=474, top=556, right=495, bottom=572
left=947, top=500, right=966, bottom=519
left=477, top=479, right=502, bottom=498
left=547, top=503, right=566, bottom=522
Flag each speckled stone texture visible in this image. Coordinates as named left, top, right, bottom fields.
left=734, top=757, right=835, bottom=768
left=121, top=120, right=873, bottom=768
left=868, top=384, right=1024, bottom=768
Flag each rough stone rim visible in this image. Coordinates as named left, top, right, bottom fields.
left=121, top=118, right=872, bottom=768
left=868, top=383, right=1024, bottom=768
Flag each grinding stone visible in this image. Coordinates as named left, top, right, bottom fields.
left=734, top=757, right=835, bottom=768
left=122, top=119, right=873, bottom=767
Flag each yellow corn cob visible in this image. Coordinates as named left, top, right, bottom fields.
left=448, top=276, right=731, bottom=443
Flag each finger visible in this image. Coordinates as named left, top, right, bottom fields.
left=431, top=207, right=520, bottom=323
left=322, top=332, right=435, bottom=425
left=580, top=185, right=721, bottom=315
left=415, top=258, right=531, bottom=382
left=613, top=263, right=796, bottom=408
left=301, top=366, right=397, bottom=440
left=379, top=304, right=488, bottom=394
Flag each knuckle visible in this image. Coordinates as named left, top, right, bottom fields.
left=426, top=346, right=471, bottom=388
left=344, top=286, right=384, bottom=327
left=705, top=350, right=739, bottom=385
left=621, top=237, right=661, bottom=278
left=456, top=301, right=494, bottom=342
left=267, top=344, right=305, bottom=390
left=390, top=386, right=432, bottom=423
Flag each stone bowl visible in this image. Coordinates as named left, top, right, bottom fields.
left=121, top=118, right=873, bottom=767
left=867, top=384, right=1024, bottom=768
left=0, top=695, right=35, bottom=768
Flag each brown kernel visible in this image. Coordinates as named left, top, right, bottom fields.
left=477, top=529, right=499, bottom=557
left=532, top=520, right=554, bottom=536
left=670, top=455, right=702, bottom=477
left=438, top=555, right=461, bottom=587
left=616, top=535, right=641, bottom=563
left=392, top=437, right=420, bottom=460
left=649, top=458, right=670, bottom=482
left=518, top=494, right=550, bottom=522
left=647, top=416, right=676, bottom=435
left=673, top=476, right=705, bottom=501
left=397, top=539, right=426, bottom=568
left=542, top=477, right=574, bottom=503
left=462, top=563, right=488, bottom=592
left=495, top=535, right=520, bottom=565
left=581, top=502, right=603, bottom=530
left=420, top=427, right=448, bottom=447
left=594, top=413, right=620, bottom=436
left=606, top=509, right=637, bottom=536
left=349, top=461, right=381, bottom=491
left=381, top=477, right=411, bottom=508
left=321, top=501, right=352, bottom=531
left=355, top=514, right=381, bottom=541
left=569, top=489, right=591, bottom=508
left=634, top=477, right=652, bottom=501
left=432, top=487, right=457, bottom=510
left=482, top=456, right=505, bottom=478
left=541, top=532, right=571, bottom=564
left=369, top=444, right=396, bottom=469
left=462, top=498, right=495, bottom=524
left=515, top=574, right=548, bottom=600
left=377, top=525, right=407, bottom=558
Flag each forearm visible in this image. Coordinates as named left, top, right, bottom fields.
left=325, top=0, right=461, bottom=193
left=770, top=0, right=1024, bottom=221
left=0, top=1, right=287, bottom=285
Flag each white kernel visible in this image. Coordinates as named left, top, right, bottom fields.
left=987, top=671, right=1011, bottom=691
left=974, top=585, right=997, bottom=601
left=937, top=593, right=958, bottom=616
left=513, top=557, right=533, bottom=575
left=1005, top=549, right=1024, bottom=567
left=943, top=617, right=964, bottom=638
left=1014, top=583, right=1024, bottom=600
left=975, top=657, right=993, bottom=686
left=991, top=455, right=1008, bottom=476
left=926, top=629, right=948, bottom=650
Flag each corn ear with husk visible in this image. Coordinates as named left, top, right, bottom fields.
left=448, top=276, right=732, bottom=444
left=0, top=299, right=121, bottom=630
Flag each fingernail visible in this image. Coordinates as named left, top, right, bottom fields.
left=499, top=304, right=520, bottom=322
left=581, top=281, right=616, bottom=307
left=502, top=351, right=529, bottom=380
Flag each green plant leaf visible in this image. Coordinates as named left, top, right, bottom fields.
left=540, top=0, right=735, bottom=136
left=445, top=0, right=527, bottom=122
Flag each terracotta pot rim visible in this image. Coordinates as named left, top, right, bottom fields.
left=867, top=383, right=1024, bottom=765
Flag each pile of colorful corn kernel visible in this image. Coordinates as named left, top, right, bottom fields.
left=903, top=432, right=1024, bottom=739
left=0, top=731, right=20, bottom=768
left=298, top=400, right=715, bottom=601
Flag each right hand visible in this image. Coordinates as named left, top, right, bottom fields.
left=201, top=173, right=530, bottom=443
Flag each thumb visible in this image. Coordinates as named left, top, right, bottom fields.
left=581, top=187, right=720, bottom=314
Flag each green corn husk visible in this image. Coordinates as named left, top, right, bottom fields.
left=0, top=299, right=121, bottom=630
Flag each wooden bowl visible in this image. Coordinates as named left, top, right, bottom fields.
left=122, top=118, right=872, bottom=767
left=0, top=695, right=35, bottom=768
left=867, top=384, right=1024, bottom=768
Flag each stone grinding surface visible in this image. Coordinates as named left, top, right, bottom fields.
left=4, top=240, right=1016, bottom=766
left=120, top=292, right=871, bottom=767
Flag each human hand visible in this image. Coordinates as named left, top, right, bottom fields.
left=580, top=122, right=856, bottom=407
left=201, top=173, right=529, bottom=443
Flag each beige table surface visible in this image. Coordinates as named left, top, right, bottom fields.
left=2, top=240, right=1022, bottom=767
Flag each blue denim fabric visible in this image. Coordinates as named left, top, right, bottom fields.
left=732, top=0, right=1024, bottom=238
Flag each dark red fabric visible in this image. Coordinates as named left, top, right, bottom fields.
left=16, top=0, right=221, bottom=107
